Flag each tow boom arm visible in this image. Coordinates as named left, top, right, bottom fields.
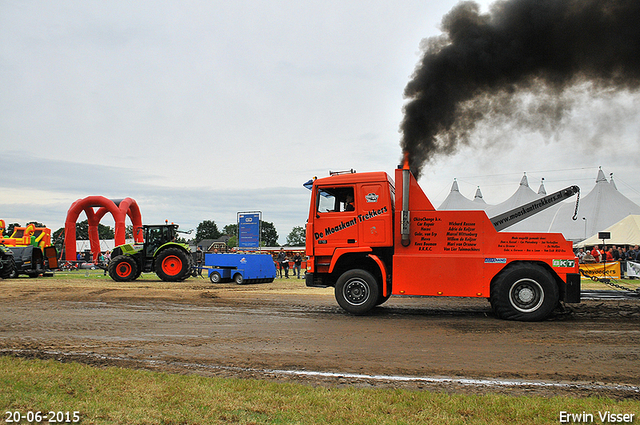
left=489, top=185, right=580, bottom=231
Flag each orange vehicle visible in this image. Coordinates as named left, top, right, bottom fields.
left=305, top=162, right=581, bottom=321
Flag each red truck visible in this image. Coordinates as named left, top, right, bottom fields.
left=304, top=161, right=581, bottom=321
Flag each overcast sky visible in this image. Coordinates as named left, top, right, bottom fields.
left=2, top=0, right=639, bottom=244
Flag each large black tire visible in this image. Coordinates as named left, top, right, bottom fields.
left=233, top=273, right=244, bottom=285
left=335, top=269, right=380, bottom=315
left=109, top=255, right=138, bottom=282
left=0, top=258, right=16, bottom=279
left=155, top=247, right=192, bottom=282
left=490, top=263, right=559, bottom=321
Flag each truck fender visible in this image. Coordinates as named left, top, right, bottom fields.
left=328, top=247, right=372, bottom=274
left=367, top=254, right=389, bottom=297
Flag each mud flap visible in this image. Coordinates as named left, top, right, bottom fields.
left=306, top=272, right=329, bottom=288
left=563, top=273, right=581, bottom=303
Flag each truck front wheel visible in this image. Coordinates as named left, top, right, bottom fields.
left=335, top=269, right=380, bottom=315
left=490, top=263, right=559, bottom=321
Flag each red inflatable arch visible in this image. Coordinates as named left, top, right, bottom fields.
left=64, top=196, right=143, bottom=262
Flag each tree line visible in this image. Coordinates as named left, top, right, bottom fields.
left=195, top=220, right=305, bottom=247
left=3, top=220, right=306, bottom=251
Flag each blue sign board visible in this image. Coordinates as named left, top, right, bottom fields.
left=238, top=212, right=261, bottom=248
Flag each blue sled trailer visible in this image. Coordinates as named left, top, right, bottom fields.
left=203, top=253, right=276, bottom=284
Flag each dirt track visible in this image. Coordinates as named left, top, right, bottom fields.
left=1, top=274, right=640, bottom=398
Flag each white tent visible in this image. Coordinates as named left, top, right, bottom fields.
left=438, top=180, right=479, bottom=210
left=438, top=180, right=490, bottom=211
left=76, top=239, right=135, bottom=252
left=472, top=187, right=488, bottom=208
left=486, top=173, right=540, bottom=217
left=574, top=215, right=640, bottom=248
left=438, top=168, right=640, bottom=242
left=545, top=168, right=640, bottom=241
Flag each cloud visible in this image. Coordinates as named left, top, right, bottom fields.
left=2, top=0, right=640, bottom=243
left=0, top=152, right=310, bottom=242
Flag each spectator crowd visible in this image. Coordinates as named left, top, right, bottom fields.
left=576, top=245, right=640, bottom=264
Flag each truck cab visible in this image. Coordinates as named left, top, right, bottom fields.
left=306, top=171, right=395, bottom=288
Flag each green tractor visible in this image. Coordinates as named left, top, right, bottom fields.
left=108, top=224, right=193, bottom=282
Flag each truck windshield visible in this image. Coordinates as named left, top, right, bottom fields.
left=317, top=187, right=354, bottom=213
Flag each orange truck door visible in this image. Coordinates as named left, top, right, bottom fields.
left=312, top=185, right=359, bottom=257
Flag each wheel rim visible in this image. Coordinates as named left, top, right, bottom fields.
left=116, top=262, right=132, bottom=278
left=343, top=278, right=370, bottom=306
left=161, top=255, right=182, bottom=276
left=210, top=273, right=220, bottom=283
left=509, top=278, right=544, bottom=313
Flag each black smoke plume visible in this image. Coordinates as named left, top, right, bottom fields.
left=401, top=0, right=640, bottom=179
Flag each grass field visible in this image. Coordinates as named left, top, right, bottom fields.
left=1, top=355, right=639, bottom=425
left=3, top=271, right=639, bottom=424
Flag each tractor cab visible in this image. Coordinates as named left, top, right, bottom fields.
left=143, top=224, right=178, bottom=257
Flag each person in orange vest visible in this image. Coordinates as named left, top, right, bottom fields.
left=604, top=247, right=614, bottom=262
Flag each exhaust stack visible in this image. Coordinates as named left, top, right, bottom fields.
left=400, top=153, right=411, bottom=247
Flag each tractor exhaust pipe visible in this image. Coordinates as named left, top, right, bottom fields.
left=400, top=153, right=411, bottom=247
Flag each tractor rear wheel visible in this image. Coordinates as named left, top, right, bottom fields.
left=109, top=255, right=138, bottom=282
left=155, top=248, right=192, bottom=282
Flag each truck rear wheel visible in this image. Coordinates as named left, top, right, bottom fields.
left=490, top=263, right=559, bottom=321
left=155, top=247, right=192, bottom=282
left=109, top=255, right=138, bottom=282
left=335, top=269, right=380, bottom=315
left=233, top=273, right=244, bottom=285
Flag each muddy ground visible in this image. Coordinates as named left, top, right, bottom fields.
left=1, top=273, right=640, bottom=398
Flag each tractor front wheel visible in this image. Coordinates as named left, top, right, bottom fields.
left=155, top=248, right=192, bottom=282
left=109, top=255, right=138, bottom=282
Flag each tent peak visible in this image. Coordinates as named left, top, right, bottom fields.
left=610, top=173, right=618, bottom=190
left=450, top=179, right=459, bottom=192
left=538, top=178, right=547, bottom=195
